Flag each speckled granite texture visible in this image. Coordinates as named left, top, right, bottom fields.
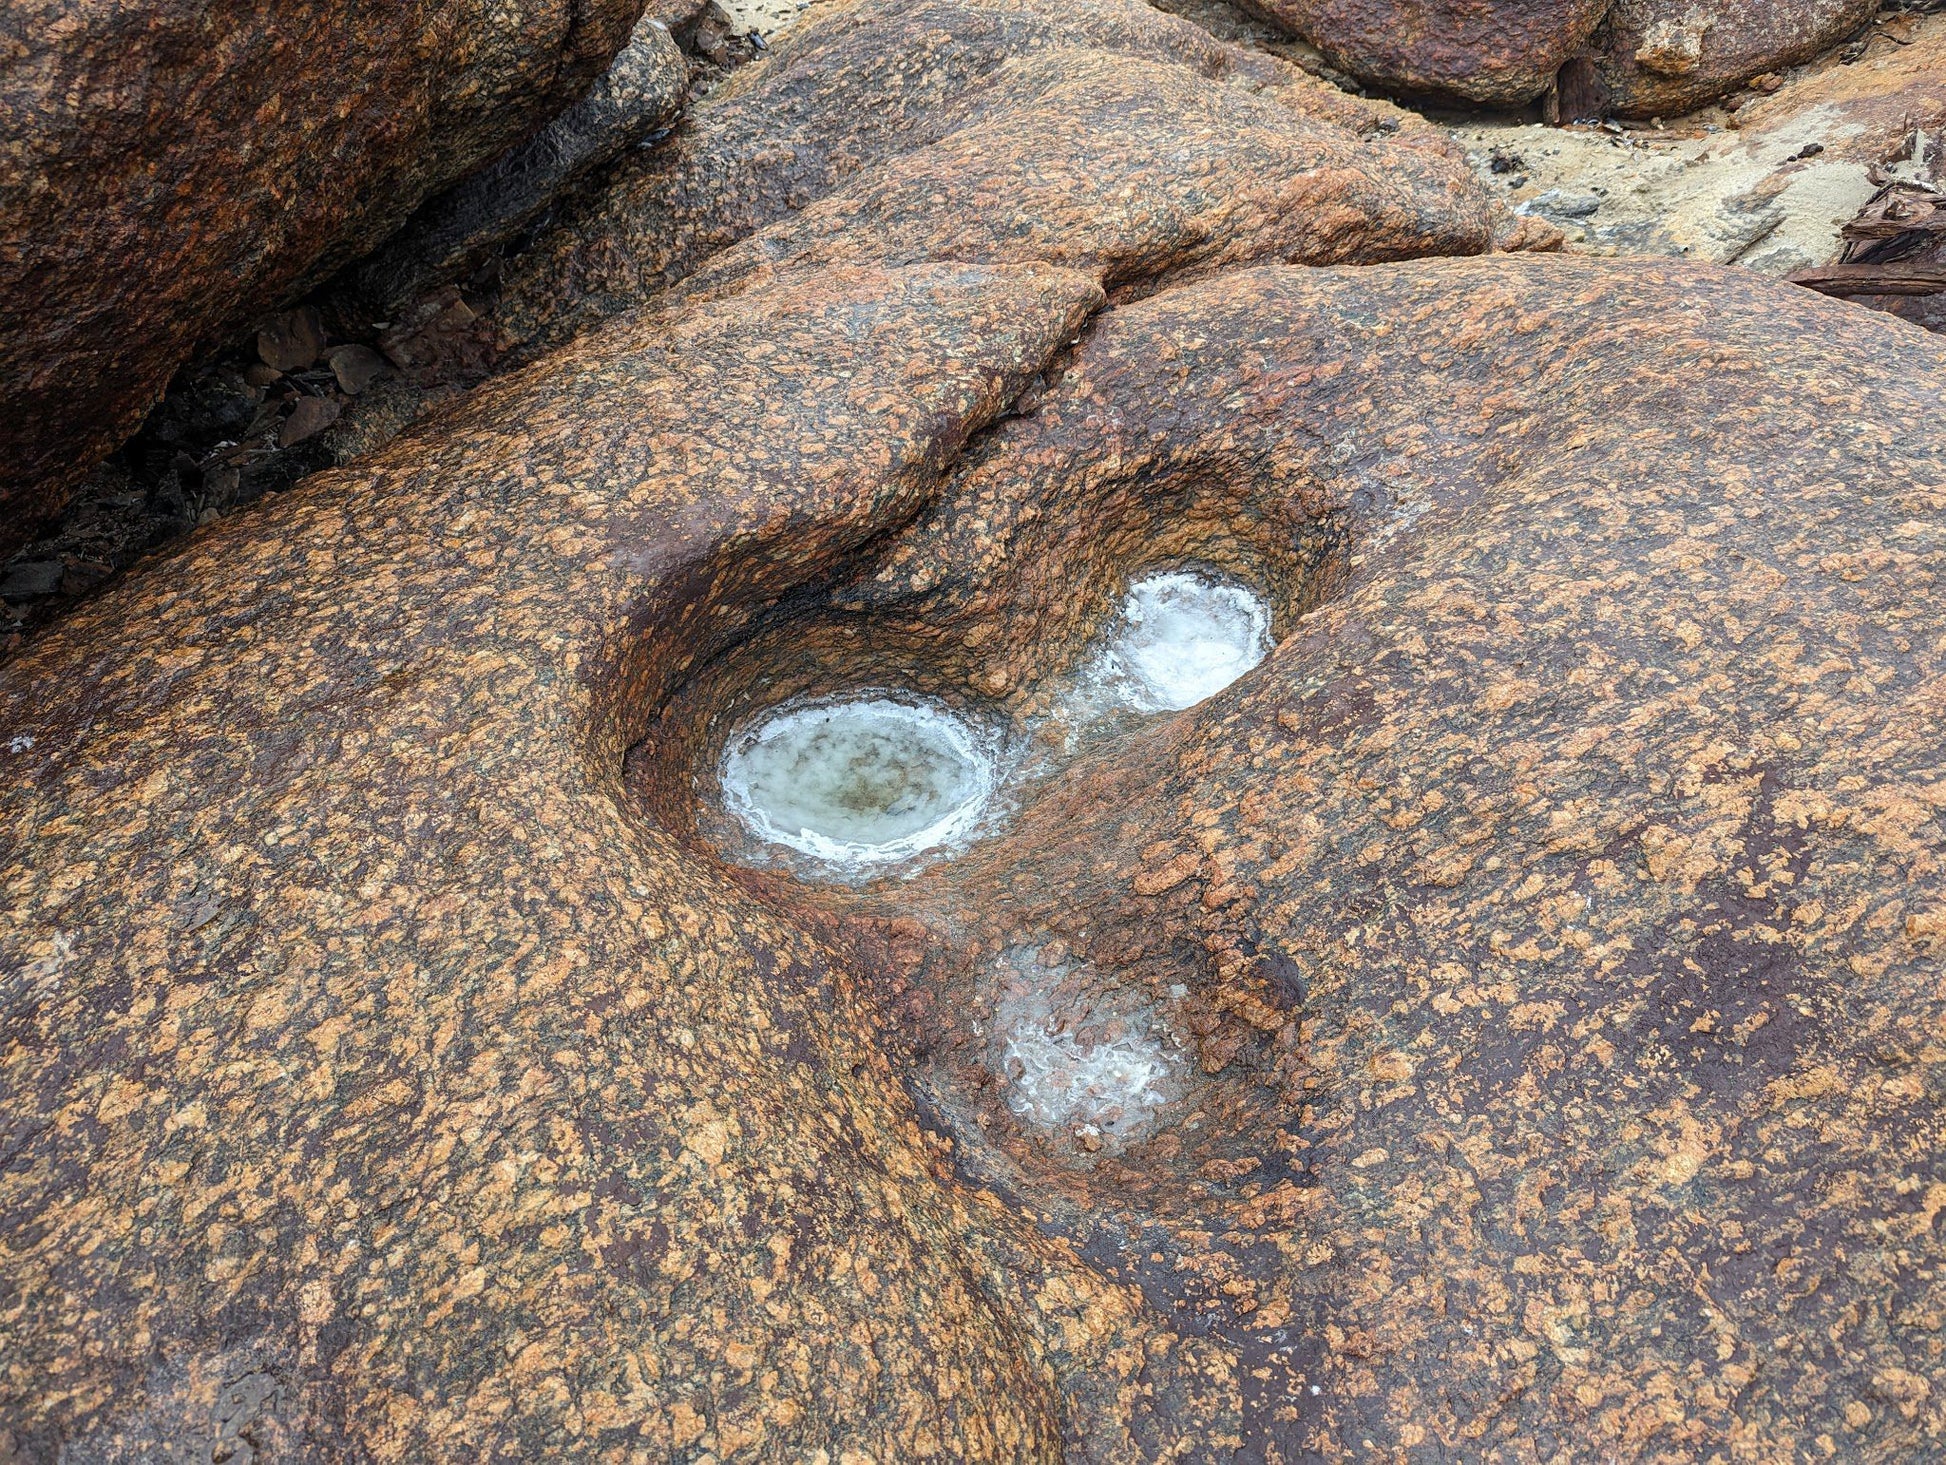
left=7, top=243, right=1945, bottom=1456
left=338, top=13, right=691, bottom=322
left=1241, top=0, right=1608, bottom=107
left=1, top=261, right=1154, bottom=1461
left=1175, top=0, right=1882, bottom=116
left=772, top=257, right=1946, bottom=1457
left=0, top=0, right=649, bottom=556
left=4, top=0, right=1946, bottom=1453
left=1590, top=0, right=1881, bottom=119
left=493, top=0, right=1514, bottom=356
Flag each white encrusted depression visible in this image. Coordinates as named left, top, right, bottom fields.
left=1098, top=569, right=1272, bottom=712
left=720, top=696, right=999, bottom=867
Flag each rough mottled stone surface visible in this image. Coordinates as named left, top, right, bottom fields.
left=0, top=0, right=649, bottom=556
left=1238, top=0, right=1608, bottom=107
left=648, top=256, right=1946, bottom=1457
left=0, top=261, right=1194, bottom=1460
left=494, top=0, right=1504, bottom=355
left=668, top=50, right=1499, bottom=308
left=1738, top=19, right=1946, bottom=166
left=1590, top=0, right=1881, bottom=119
left=7, top=244, right=1946, bottom=1455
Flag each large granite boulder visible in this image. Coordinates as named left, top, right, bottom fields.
left=0, top=26, right=1516, bottom=1451
left=6, top=237, right=1946, bottom=1462
left=493, top=0, right=1514, bottom=356
left=1240, top=0, right=1608, bottom=107
left=1227, top=0, right=1881, bottom=117
left=0, top=0, right=651, bottom=557
left=1587, top=0, right=1881, bottom=119
left=0, top=259, right=1139, bottom=1463
left=4, top=2, right=1942, bottom=1456
left=336, top=13, right=689, bottom=323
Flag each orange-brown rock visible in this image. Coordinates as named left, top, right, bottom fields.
left=337, top=13, right=690, bottom=322
left=782, top=250, right=1946, bottom=1455
left=0, top=0, right=650, bottom=557
left=494, top=0, right=1508, bottom=355
left=1238, top=0, right=1608, bottom=107
left=648, top=256, right=1946, bottom=1457
left=7, top=240, right=1946, bottom=1459
left=5, top=2, right=1944, bottom=1458
left=1738, top=16, right=1946, bottom=166
left=1588, top=0, right=1880, bottom=118
left=0, top=261, right=1145, bottom=1461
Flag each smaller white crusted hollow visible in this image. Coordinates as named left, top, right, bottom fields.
left=994, top=964, right=1178, bottom=1147
left=719, top=696, right=999, bottom=867
left=1100, top=569, right=1272, bottom=712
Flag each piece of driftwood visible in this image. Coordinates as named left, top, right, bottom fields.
left=1791, top=177, right=1946, bottom=299
left=1788, top=259, right=1946, bottom=295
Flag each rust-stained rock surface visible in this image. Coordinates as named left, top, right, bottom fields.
left=1239, top=0, right=1608, bottom=108
left=1589, top=0, right=1881, bottom=119
left=0, top=0, right=649, bottom=557
left=1737, top=16, right=1946, bottom=166
left=7, top=241, right=1946, bottom=1460
left=494, top=0, right=1507, bottom=355
left=337, top=13, right=691, bottom=323
left=759, top=256, right=1946, bottom=1457
left=0, top=261, right=1172, bottom=1461
left=5, top=0, right=1946, bottom=1455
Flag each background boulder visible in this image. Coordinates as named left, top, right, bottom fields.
left=1585, top=0, right=1880, bottom=118
left=0, top=0, right=650, bottom=556
left=1580, top=0, right=1883, bottom=118
left=494, top=0, right=1513, bottom=355
left=1239, top=0, right=1609, bottom=107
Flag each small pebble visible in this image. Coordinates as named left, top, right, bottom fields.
left=280, top=395, right=342, bottom=448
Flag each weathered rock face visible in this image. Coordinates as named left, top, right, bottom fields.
left=1239, top=0, right=1608, bottom=107
left=1209, top=0, right=1884, bottom=117
left=7, top=234, right=1946, bottom=1464
left=6, top=1, right=1945, bottom=1457
left=0, top=26, right=1513, bottom=1449
left=0, top=260, right=1149, bottom=1462
left=494, top=0, right=1510, bottom=355
left=1588, top=0, right=1880, bottom=118
left=759, top=257, right=1946, bottom=1455
left=0, top=0, right=650, bottom=557
left=1738, top=17, right=1946, bottom=167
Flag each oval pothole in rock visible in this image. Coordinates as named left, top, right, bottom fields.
left=718, top=696, right=1000, bottom=870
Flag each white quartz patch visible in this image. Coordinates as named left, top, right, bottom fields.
left=720, top=697, right=997, bottom=866
left=1101, top=570, right=1271, bottom=712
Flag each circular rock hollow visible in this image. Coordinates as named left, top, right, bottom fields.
left=1097, top=568, right=1272, bottom=712
left=718, top=696, right=1001, bottom=869
left=989, top=946, right=1184, bottom=1156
